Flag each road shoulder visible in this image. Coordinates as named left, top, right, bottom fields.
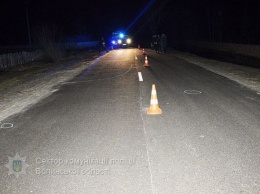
left=0, top=50, right=98, bottom=122
left=172, top=49, right=260, bottom=94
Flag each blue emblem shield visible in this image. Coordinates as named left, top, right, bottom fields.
left=13, top=160, right=22, bottom=172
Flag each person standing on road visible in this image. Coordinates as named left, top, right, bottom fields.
left=151, top=34, right=157, bottom=49
left=161, top=33, right=167, bottom=53
left=99, top=37, right=106, bottom=54
left=154, top=35, right=161, bottom=53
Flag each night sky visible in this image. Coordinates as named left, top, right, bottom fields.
left=1, top=0, right=259, bottom=46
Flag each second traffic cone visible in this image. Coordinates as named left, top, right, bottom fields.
left=144, top=55, right=149, bottom=66
left=147, top=84, right=162, bottom=115
left=142, top=48, right=146, bottom=55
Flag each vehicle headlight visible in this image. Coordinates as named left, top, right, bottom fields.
left=126, top=38, right=131, bottom=44
left=112, top=40, right=116, bottom=44
left=118, top=39, right=122, bottom=44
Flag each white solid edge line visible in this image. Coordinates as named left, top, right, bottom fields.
left=138, top=72, right=143, bottom=81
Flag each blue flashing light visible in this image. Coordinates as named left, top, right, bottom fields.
left=119, top=33, right=124, bottom=38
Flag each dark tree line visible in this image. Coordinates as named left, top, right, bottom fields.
left=138, top=0, right=260, bottom=45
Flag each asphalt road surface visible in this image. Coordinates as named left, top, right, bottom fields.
left=0, top=48, right=259, bottom=193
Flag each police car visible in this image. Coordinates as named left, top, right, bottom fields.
left=110, top=32, right=132, bottom=49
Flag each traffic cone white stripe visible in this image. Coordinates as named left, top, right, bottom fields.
left=151, top=90, right=157, bottom=95
left=151, top=99, right=159, bottom=104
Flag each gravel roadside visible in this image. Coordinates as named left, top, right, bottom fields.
left=0, top=50, right=99, bottom=123
left=173, top=50, right=260, bottom=94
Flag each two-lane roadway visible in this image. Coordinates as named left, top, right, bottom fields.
left=0, top=48, right=259, bottom=193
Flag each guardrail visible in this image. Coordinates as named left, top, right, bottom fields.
left=0, top=41, right=100, bottom=71
left=185, top=40, right=260, bottom=59
left=62, top=41, right=99, bottom=49
left=0, top=50, right=42, bottom=71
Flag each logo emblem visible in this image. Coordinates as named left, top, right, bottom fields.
left=5, top=153, right=29, bottom=178
left=13, top=160, right=22, bottom=172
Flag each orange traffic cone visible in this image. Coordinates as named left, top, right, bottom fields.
left=144, top=55, right=149, bottom=66
left=147, top=84, right=162, bottom=115
left=142, top=48, right=146, bottom=55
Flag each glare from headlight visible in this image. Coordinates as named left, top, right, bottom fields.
left=118, top=39, right=122, bottom=44
left=112, top=40, right=116, bottom=44
left=126, top=38, right=131, bottom=44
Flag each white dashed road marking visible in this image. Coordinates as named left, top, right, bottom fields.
left=184, top=90, right=202, bottom=94
left=138, top=72, right=143, bottom=81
